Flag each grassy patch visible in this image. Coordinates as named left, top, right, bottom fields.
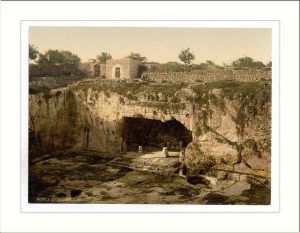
left=203, top=80, right=270, bottom=100
left=241, top=182, right=271, bottom=205
left=195, top=127, right=203, bottom=137
left=119, top=97, right=125, bottom=105
left=203, top=192, right=235, bottom=205
left=29, top=84, right=51, bottom=94
left=191, top=84, right=207, bottom=104
left=208, top=81, right=269, bottom=100
left=29, top=76, right=85, bottom=89
left=117, top=171, right=155, bottom=187
left=72, top=80, right=188, bottom=100
left=206, top=80, right=240, bottom=89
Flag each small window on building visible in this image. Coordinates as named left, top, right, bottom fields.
left=115, top=67, right=120, bottom=78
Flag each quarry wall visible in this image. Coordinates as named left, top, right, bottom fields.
left=29, top=80, right=271, bottom=178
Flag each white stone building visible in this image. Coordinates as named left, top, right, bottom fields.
left=106, top=58, right=140, bottom=80
left=81, top=57, right=140, bottom=79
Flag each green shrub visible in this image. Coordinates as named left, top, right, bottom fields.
left=71, top=81, right=188, bottom=101
left=195, top=127, right=203, bottom=137
left=29, top=84, right=51, bottom=94
left=119, top=97, right=125, bottom=105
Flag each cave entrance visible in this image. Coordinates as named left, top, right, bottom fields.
left=121, top=117, right=192, bottom=153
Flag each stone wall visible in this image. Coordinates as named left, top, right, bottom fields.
left=144, top=69, right=271, bottom=83
left=100, top=64, right=106, bottom=77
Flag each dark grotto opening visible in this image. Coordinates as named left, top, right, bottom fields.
left=121, top=116, right=192, bottom=152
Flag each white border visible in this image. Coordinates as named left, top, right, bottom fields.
left=21, top=20, right=279, bottom=213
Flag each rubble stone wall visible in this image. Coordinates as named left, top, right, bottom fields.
left=145, top=69, right=271, bottom=83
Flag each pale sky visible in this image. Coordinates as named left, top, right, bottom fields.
left=29, top=27, right=272, bottom=65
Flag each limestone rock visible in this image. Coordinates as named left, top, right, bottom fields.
left=29, top=80, right=271, bottom=179
left=184, top=142, right=216, bottom=174
left=234, top=162, right=253, bottom=174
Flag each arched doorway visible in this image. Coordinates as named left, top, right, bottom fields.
left=115, top=67, right=121, bottom=78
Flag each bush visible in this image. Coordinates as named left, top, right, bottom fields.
left=29, top=84, right=51, bottom=94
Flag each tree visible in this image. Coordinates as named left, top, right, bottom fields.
left=137, top=64, right=148, bottom=78
left=252, top=61, right=266, bottom=69
left=128, top=52, right=147, bottom=62
left=29, top=44, right=39, bottom=60
left=206, top=60, right=215, bottom=65
left=178, top=48, right=195, bottom=68
left=232, top=56, right=266, bottom=69
left=96, top=52, right=112, bottom=63
left=37, top=49, right=81, bottom=76
left=232, top=56, right=254, bottom=69
left=198, top=63, right=209, bottom=70
left=267, top=61, right=272, bottom=67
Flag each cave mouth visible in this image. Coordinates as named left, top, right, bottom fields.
left=121, top=117, right=192, bottom=152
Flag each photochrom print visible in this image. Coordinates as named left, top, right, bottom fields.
left=25, top=22, right=276, bottom=208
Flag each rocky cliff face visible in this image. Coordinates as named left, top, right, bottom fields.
left=29, top=80, right=271, bottom=178
left=29, top=89, right=123, bottom=157
left=185, top=82, right=271, bottom=179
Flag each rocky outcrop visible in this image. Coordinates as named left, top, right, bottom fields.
left=29, top=89, right=122, bottom=158
left=29, top=80, right=271, bottom=178
left=184, top=82, right=271, bottom=178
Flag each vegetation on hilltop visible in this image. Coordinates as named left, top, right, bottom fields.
left=71, top=80, right=188, bottom=100
left=178, top=48, right=195, bottom=69
left=96, top=52, right=112, bottom=63
left=232, top=56, right=268, bottom=70
left=191, top=80, right=271, bottom=138
left=127, top=52, right=147, bottom=62
left=191, top=80, right=270, bottom=102
left=29, top=43, right=271, bottom=78
left=29, top=46, right=85, bottom=77
left=29, top=44, right=39, bottom=61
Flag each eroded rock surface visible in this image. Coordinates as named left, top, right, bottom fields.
left=29, top=79, right=271, bottom=180
left=29, top=151, right=270, bottom=204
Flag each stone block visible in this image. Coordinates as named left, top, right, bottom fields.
left=234, top=162, right=253, bottom=174
left=228, top=172, right=240, bottom=181
left=161, top=147, right=169, bottom=157
left=239, top=174, right=249, bottom=182
left=138, top=146, right=143, bottom=154
left=216, top=171, right=228, bottom=180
